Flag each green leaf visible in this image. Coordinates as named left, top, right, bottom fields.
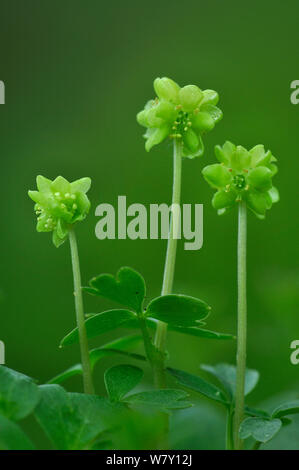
left=272, top=401, right=299, bottom=419
left=167, top=367, right=229, bottom=405
left=49, top=335, right=142, bottom=384
left=104, top=365, right=143, bottom=402
left=0, top=415, right=35, bottom=450
left=48, top=364, right=83, bottom=385
left=245, top=406, right=271, bottom=419
left=60, top=309, right=136, bottom=347
left=239, top=417, right=282, bottom=443
left=169, top=326, right=235, bottom=340
left=34, top=385, right=121, bottom=450
left=86, top=267, right=145, bottom=313
left=0, top=366, right=40, bottom=421
left=124, top=389, right=192, bottom=410
left=123, top=317, right=234, bottom=341
left=146, top=294, right=211, bottom=327
left=201, top=363, right=259, bottom=399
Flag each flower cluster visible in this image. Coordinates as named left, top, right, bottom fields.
left=202, top=142, right=279, bottom=218
left=137, top=77, right=222, bottom=158
left=28, top=175, right=91, bottom=247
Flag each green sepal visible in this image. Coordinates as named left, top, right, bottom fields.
left=144, top=125, right=170, bottom=152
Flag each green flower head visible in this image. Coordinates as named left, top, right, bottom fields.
left=137, top=77, right=222, bottom=158
left=28, top=175, right=91, bottom=247
left=202, top=142, right=279, bottom=219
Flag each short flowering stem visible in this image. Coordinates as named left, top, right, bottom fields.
left=154, top=139, right=182, bottom=388
left=69, top=228, right=94, bottom=395
left=233, top=201, right=247, bottom=449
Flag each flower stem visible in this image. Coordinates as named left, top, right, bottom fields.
left=154, top=139, right=182, bottom=388
left=226, top=407, right=234, bottom=450
left=69, top=228, right=94, bottom=395
left=233, top=201, right=247, bottom=449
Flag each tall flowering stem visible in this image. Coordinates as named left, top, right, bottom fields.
left=233, top=201, right=247, bottom=449
left=154, top=139, right=182, bottom=387
left=202, top=142, right=279, bottom=450
left=137, top=77, right=222, bottom=387
left=69, top=228, right=95, bottom=394
left=28, top=175, right=94, bottom=394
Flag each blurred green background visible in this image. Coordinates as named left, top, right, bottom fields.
left=0, top=0, right=298, bottom=449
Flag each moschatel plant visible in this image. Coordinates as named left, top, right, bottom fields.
left=0, top=76, right=297, bottom=451
left=137, top=77, right=223, bottom=387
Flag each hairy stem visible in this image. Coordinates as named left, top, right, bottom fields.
left=69, top=228, right=94, bottom=394
left=154, top=139, right=182, bottom=388
left=233, top=201, right=247, bottom=449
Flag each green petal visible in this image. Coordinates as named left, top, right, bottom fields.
left=247, top=167, right=272, bottom=191
left=155, top=100, right=176, bottom=122
left=191, top=112, right=215, bottom=132
left=214, top=141, right=235, bottom=165
left=179, top=85, right=203, bottom=112
left=269, top=163, right=278, bottom=176
left=212, top=189, right=237, bottom=210
left=202, top=164, right=232, bottom=189
left=200, top=104, right=223, bottom=123
left=249, top=145, right=272, bottom=167
left=153, top=77, right=180, bottom=104
left=36, top=175, right=52, bottom=193
left=136, top=109, right=148, bottom=127
left=28, top=190, right=47, bottom=206
left=51, top=176, right=71, bottom=195
left=200, top=89, right=219, bottom=106
left=268, top=186, right=280, bottom=204
left=245, top=190, right=272, bottom=216
left=230, top=146, right=251, bottom=171
left=70, top=177, right=91, bottom=194
left=145, top=125, right=170, bottom=152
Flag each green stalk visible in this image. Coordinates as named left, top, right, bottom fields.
left=69, top=228, right=95, bottom=395
left=233, top=201, right=247, bottom=449
left=154, top=139, right=182, bottom=388
left=226, top=407, right=234, bottom=450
